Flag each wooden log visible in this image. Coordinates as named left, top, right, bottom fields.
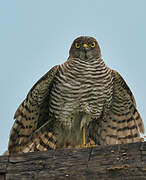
left=0, top=142, right=146, bottom=180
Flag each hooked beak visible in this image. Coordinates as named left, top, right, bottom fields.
left=83, top=43, right=88, bottom=53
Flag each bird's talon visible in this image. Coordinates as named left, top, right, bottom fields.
left=81, top=143, right=86, bottom=148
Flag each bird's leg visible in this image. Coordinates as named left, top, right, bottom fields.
left=81, top=127, right=96, bottom=148
left=80, top=111, right=96, bottom=148
left=80, top=111, right=91, bottom=148
left=81, top=127, right=86, bottom=148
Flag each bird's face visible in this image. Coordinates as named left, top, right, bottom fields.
left=69, top=36, right=101, bottom=60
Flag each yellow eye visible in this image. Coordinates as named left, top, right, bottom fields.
left=90, top=42, right=96, bottom=48
left=75, top=42, right=80, bottom=48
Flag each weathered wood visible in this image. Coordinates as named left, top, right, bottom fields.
left=0, top=174, right=5, bottom=180
left=1, top=142, right=146, bottom=180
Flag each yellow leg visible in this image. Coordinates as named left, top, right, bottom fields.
left=81, top=127, right=97, bottom=148
left=81, top=127, right=86, bottom=148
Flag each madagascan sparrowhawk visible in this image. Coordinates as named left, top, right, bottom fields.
left=8, top=36, right=145, bottom=154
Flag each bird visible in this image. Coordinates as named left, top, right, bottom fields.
left=8, top=36, right=145, bottom=154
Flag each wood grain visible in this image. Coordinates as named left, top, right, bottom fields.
left=1, top=142, right=146, bottom=180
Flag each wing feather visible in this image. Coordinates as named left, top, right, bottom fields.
left=89, top=70, right=144, bottom=145
left=8, top=65, right=58, bottom=154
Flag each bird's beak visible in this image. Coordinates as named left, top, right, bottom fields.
left=83, top=43, right=88, bottom=53
left=83, top=43, right=88, bottom=48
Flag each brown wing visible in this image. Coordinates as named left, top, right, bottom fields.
left=8, top=65, right=59, bottom=154
left=90, top=70, right=144, bottom=145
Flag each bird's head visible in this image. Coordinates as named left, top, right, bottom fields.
left=69, top=36, right=101, bottom=60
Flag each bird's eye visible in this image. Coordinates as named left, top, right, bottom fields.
left=75, top=43, right=80, bottom=48
left=90, top=42, right=96, bottom=48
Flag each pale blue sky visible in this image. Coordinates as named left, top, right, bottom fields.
left=0, top=0, right=146, bottom=154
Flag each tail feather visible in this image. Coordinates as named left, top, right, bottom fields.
left=15, top=130, right=56, bottom=154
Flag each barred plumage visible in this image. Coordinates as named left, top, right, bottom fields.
left=8, top=36, right=144, bottom=154
left=49, top=57, right=112, bottom=125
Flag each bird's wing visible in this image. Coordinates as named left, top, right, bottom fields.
left=90, top=70, right=144, bottom=145
left=8, top=65, right=59, bottom=154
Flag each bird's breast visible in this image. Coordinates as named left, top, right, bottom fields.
left=49, top=58, right=113, bottom=128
